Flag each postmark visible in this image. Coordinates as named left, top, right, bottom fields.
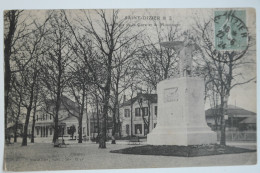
left=214, top=10, right=248, bottom=51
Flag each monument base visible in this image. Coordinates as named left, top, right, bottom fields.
left=147, top=126, right=217, bottom=146
left=147, top=77, right=217, bottom=146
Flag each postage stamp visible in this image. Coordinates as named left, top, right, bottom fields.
left=214, top=10, right=248, bottom=51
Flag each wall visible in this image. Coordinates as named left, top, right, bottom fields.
left=120, top=99, right=157, bottom=137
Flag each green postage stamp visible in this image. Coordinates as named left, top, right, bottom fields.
left=214, top=10, right=248, bottom=51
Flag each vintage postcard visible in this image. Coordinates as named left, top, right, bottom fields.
left=3, top=8, right=256, bottom=172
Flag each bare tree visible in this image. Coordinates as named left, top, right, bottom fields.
left=128, top=84, right=136, bottom=137
left=4, top=10, right=50, bottom=145
left=30, top=79, right=41, bottom=143
left=4, top=10, right=30, bottom=140
left=207, top=83, right=222, bottom=130
left=8, top=75, right=23, bottom=143
left=40, top=11, right=72, bottom=144
left=65, top=9, right=140, bottom=148
left=194, top=11, right=255, bottom=145
left=19, top=61, right=39, bottom=146
left=136, top=21, right=180, bottom=90
left=110, top=40, right=139, bottom=143
left=63, top=66, right=91, bottom=143
left=64, top=12, right=103, bottom=143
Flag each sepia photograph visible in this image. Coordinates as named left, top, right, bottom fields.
left=1, top=3, right=258, bottom=172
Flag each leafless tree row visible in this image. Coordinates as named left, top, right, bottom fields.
left=4, top=9, right=254, bottom=148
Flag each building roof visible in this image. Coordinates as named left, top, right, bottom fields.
left=239, top=116, right=256, bottom=124
left=205, top=105, right=256, bottom=118
left=122, top=93, right=157, bottom=106
left=45, top=95, right=79, bottom=110
left=61, top=96, right=80, bottom=111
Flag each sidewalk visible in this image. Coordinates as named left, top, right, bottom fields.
left=226, top=141, right=257, bottom=150
left=4, top=141, right=257, bottom=172
left=30, top=137, right=258, bottom=147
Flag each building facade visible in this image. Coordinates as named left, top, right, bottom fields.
left=120, top=93, right=158, bottom=137
left=32, top=96, right=89, bottom=139
left=31, top=96, right=113, bottom=140
left=205, top=105, right=257, bottom=131
left=120, top=94, right=257, bottom=138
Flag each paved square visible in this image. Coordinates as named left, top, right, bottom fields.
left=3, top=140, right=257, bottom=171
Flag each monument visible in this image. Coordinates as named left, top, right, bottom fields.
left=147, top=38, right=217, bottom=146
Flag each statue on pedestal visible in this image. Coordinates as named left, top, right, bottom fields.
left=160, top=38, right=199, bottom=77
left=147, top=37, right=217, bottom=146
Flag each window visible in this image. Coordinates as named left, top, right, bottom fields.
left=154, top=123, right=157, bottom=128
left=126, top=124, right=129, bottom=135
left=155, top=106, right=157, bottom=116
left=135, top=108, right=140, bottom=117
left=83, top=127, right=86, bottom=134
left=67, top=127, right=70, bottom=134
left=135, top=107, right=148, bottom=116
left=50, top=128, right=52, bottom=135
left=36, top=128, right=39, bottom=135
left=50, top=115, right=52, bottom=120
left=36, top=115, right=38, bottom=121
left=124, top=109, right=130, bottom=117
left=142, top=107, right=148, bottom=116
left=135, top=124, right=142, bottom=134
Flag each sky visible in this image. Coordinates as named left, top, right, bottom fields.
left=4, top=8, right=257, bottom=113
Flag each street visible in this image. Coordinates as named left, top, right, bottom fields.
left=3, top=139, right=257, bottom=172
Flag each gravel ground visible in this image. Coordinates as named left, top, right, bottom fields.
left=3, top=139, right=257, bottom=172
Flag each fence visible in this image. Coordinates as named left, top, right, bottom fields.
left=217, top=131, right=256, bottom=141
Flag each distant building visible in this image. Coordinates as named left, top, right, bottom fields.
left=31, top=96, right=88, bottom=139
left=31, top=96, right=113, bottom=140
left=205, top=105, right=256, bottom=131
left=29, top=95, right=256, bottom=140
left=120, top=93, right=158, bottom=137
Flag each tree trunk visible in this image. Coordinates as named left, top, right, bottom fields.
left=22, top=70, right=37, bottom=146
left=31, top=104, right=37, bottom=143
left=86, top=94, right=90, bottom=141
left=4, top=69, right=11, bottom=142
left=14, top=102, right=21, bottom=143
left=14, top=121, right=18, bottom=143
left=4, top=11, right=18, bottom=142
left=147, top=100, right=151, bottom=134
left=220, top=94, right=229, bottom=146
left=220, top=115, right=226, bottom=145
left=22, top=107, right=32, bottom=146
left=52, top=94, right=61, bottom=143
left=117, top=101, right=121, bottom=139
left=111, top=96, right=118, bottom=144
left=31, top=88, right=38, bottom=143
left=78, top=117, right=83, bottom=143
left=111, top=109, right=116, bottom=144
left=78, top=89, right=85, bottom=143
left=99, top=98, right=109, bottom=148
left=53, top=116, right=59, bottom=143
left=130, top=99, right=133, bottom=137
left=99, top=65, right=112, bottom=148
left=53, top=53, right=62, bottom=144
left=96, top=95, right=100, bottom=136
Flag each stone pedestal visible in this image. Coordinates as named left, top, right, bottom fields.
left=147, top=77, right=217, bottom=146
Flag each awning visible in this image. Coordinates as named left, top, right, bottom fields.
left=239, top=117, right=256, bottom=124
